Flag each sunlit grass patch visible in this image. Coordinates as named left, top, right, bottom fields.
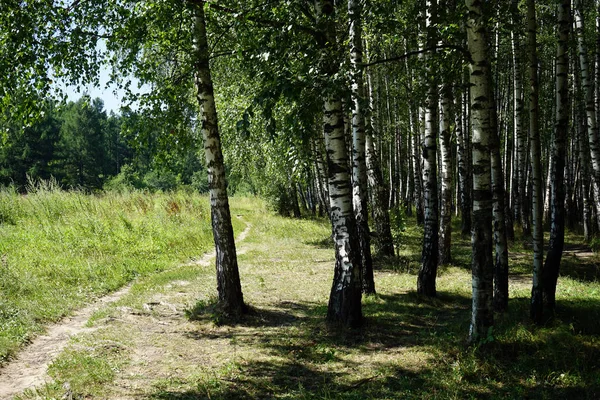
left=6, top=196, right=600, bottom=399
left=0, top=186, right=214, bottom=363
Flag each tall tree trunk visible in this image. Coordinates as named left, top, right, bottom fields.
left=457, top=83, right=472, bottom=235
left=348, top=0, right=375, bottom=295
left=466, top=0, right=495, bottom=344
left=528, top=0, right=544, bottom=325
left=365, top=66, right=395, bottom=257
left=313, top=137, right=330, bottom=217
left=504, top=148, right=516, bottom=242
left=575, top=0, right=600, bottom=233
left=439, top=84, right=453, bottom=265
left=502, top=69, right=515, bottom=242
left=192, top=2, right=245, bottom=317
left=317, top=0, right=362, bottom=328
left=580, top=118, right=593, bottom=241
left=418, top=0, right=439, bottom=297
left=385, top=76, right=396, bottom=209
left=491, top=95, right=510, bottom=313
left=597, top=0, right=600, bottom=130
left=543, top=152, right=553, bottom=223
left=412, top=105, right=425, bottom=225
left=406, top=120, right=415, bottom=217
left=512, top=1, right=529, bottom=236
left=543, top=0, right=569, bottom=316
left=290, top=178, right=302, bottom=218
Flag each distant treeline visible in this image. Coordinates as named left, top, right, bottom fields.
left=0, top=96, right=207, bottom=192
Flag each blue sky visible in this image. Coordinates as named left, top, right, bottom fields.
left=62, top=66, right=129, bottom=114
left=59, top=40, right=147, bottom=114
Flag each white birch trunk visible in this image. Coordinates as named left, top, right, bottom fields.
left=491, top=94, right=510, bottom=313
left=365, top=61, right=395, bottom=257
left=466, top=0, right=494, bottom=344
left=528, top=0, right=544, bottom=324
left=417, top=0, right=439, bottom=297
left=456, top=87, right=471, bottom=235
left=574, top=0, right=600, bottom=232
left=317, top=0, right=362, bottom=328
left=192, top=2, right=245, bottom=317
left=348, top=0, right=375, bottom=294
left=543, top=0, right=569, bottom=315
left=439, top=85, right=453, bottom=265
left=511, top=0, right=530, bottom=234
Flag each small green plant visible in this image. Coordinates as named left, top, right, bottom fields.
left=185, top=296, right=225, bottom=325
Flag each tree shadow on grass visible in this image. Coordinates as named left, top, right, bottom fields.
left=164, top=291, right=600, bottom=399
left=560, top=248, right=600, bottom=283
left=304, top=235, right=333, bottom=249
left=184, top=291, right=473, bottom=360
left=147, top=359, right=430, bottom=400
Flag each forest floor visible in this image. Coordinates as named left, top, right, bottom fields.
left=2, top=198, right=600, bottom=399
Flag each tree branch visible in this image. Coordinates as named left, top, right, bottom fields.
left=200, top=1, right=319, bottom=38
left=363, top=44, right=471, bottom=67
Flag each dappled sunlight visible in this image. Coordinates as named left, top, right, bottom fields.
left=4, top=199, right=600, bottom=399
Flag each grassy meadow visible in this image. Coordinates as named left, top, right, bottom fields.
left=0, top=182, right=240, bottom=363
left=2, top=189, right=600, bottom=399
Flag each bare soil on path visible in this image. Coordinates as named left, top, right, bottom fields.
left=0, top=218, right=252, bottom=400
left=508, top=242, right=598, bottom=290
left=0, top=284, right=132, bottom=399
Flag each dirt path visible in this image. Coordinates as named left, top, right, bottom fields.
left=508, top=242, right=597, bottom=291
left=0, top=217, right=251, bottom=400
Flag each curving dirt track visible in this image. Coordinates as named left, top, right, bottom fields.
left=0, top=218, right=251, bottom=400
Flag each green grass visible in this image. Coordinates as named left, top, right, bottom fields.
left=6, top=195, right=600, bottom=399
left=0, top=183, right=221, bottom=362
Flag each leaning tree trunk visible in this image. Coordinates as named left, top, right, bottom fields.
left=542, top=0, right=569, bottom=316
left=528, top=0, right=544, bottom=325
left=348, top=0, right=375, bottom=294
left=317, top=0, right=363, bottom=328
left=192, top=2, right=245, bottom=317
left=417, top=0, right=439, bottom=297
left=466, top=0, right=495, bottom=344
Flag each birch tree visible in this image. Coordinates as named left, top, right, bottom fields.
left=457, top=83, right=472, bottom=235
left=348, top=0, right=376, bottom=294
left=193, top=1, right=246, bottom=317
left=417, top=0, right=440, bottom=297
left=574, top=0, right=600, bottom=232
left=465, top=0, right=494, bottom=343
left=365, top=68, right=395, bottom=257
left=511, top=0, right=529, bottom=235
left=527, top=0, right=544, bottom=324
left=317, top=0, right=363, bottom=328
left=542, top=0, right=569, bottom=315
left=439, top=84, right=453, bottom=265
left=491, top=86, right=509, bottom=312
